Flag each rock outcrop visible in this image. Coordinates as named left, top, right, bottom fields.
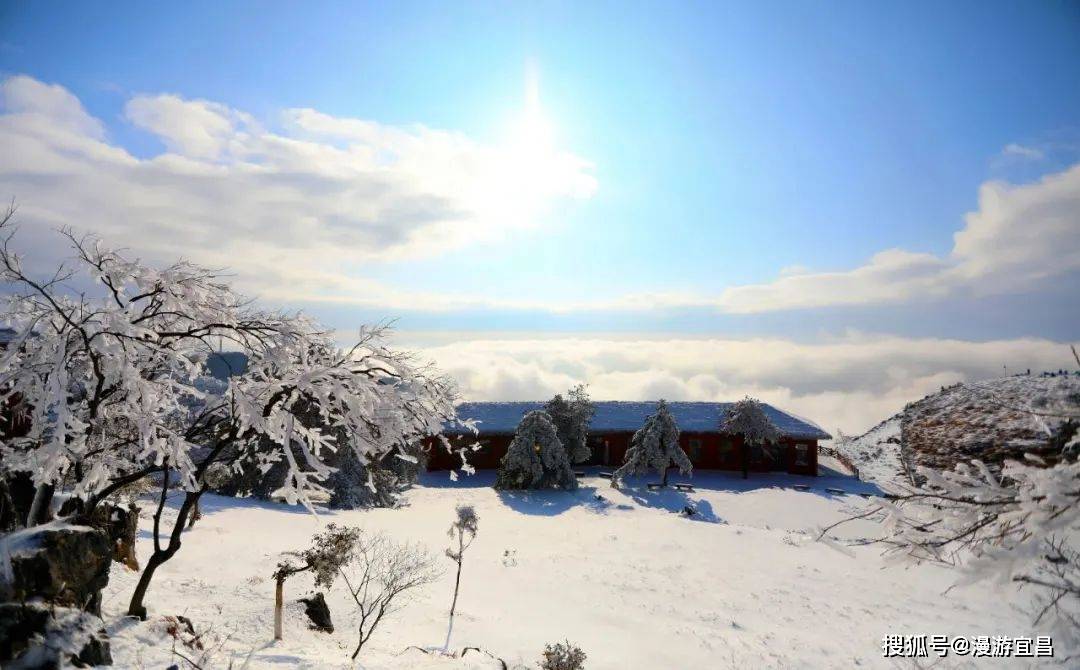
left=0, top=521, right=114, bottom=667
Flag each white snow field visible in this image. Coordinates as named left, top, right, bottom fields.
left=101, top=468, right=1047, bottom=669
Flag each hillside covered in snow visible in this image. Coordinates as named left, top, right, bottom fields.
left=839, top=373, right=1079, bottom=485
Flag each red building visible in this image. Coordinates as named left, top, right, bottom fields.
left=426, top=401, right=829, bottom=476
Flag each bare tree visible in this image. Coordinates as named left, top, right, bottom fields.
left=338, top=533, right=440, bottom=660
left=443, top=504, right=479, bottom=651
left=272, top=524, right=360, bottom=640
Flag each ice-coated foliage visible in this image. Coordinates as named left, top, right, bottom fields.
left=721, top=396, right=781, bottom=473
left=820, top=413, right=1080, bottom=653
left=613, top=400, right=691, bottom=485
left=495, top=411, right=577, bottom=490
left=721, top=396, right=780, bottom=448
left=861, top=453, right=1080, bottom=650
left=544, top=385, right=596, bottom=464
left=0, top=215, right=462, bottom=515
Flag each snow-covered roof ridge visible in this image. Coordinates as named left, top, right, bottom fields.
left=446, top=400, right=831, bottom=440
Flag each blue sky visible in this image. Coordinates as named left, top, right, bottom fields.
left=1, top=1, right=1078, bottom=430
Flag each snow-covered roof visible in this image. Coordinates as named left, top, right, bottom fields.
left=448, top=401, right=831, bottom=440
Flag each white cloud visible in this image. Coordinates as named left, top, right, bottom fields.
left=0, top=75, right=104, bottom=139
left=125, top=94, right=254, bottom=160
left=2, top=75, right=1075, bottom=319
left=712, top=163, right=1080, bottom=314
left=1001, top=143, right=1044, bottom=160
left=403, top=333, right=1072, bottom=435
left=0, top=75, right=596, bottom=302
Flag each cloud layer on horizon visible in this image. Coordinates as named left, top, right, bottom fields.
left=403, top=333, right=1074, bottom=436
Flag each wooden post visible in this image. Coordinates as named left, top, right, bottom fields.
left=274, top=574, right=285, bottom=640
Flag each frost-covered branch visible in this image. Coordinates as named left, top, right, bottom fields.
left=0, top=216, right=462, bottom=617
left=820, top=448, right=1080, bottom=649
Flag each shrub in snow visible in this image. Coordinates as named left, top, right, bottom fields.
left=443, top=504, right=479, bottom=650
left=0, top=214, right=461, bottom=619
left=272, top=524, right=360, bottom=640
left=721, top=397, right=780, bottom=479
left=539, top=640, right=587, bottom=670
left=339, top=532, right=440, bottom=660
left=545, top=384, right=596, bottom=464
left=613, top=400, right=691, bottom=487
left=495, top=411, right=577, bottom=490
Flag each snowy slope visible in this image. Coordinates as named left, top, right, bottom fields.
left=834, top=417, right=904, bottom=486
left=99, top=469, right=1045, bottom=669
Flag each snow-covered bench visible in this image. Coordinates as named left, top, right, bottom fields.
left=672, top=483, right=695, bottom=493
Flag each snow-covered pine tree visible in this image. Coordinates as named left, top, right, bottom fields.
left=721, top=397, right=780, bottom=479
left=613, top=400, right=691, bottom=487
left=544, top=384, right=596, bottom=464
left=495, top=411, right=577, bottom=490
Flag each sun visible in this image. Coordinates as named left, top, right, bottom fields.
left=504, top=63, right=556, bottom=160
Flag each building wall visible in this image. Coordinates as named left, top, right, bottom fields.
left=425, top=431, right=818, bottom=476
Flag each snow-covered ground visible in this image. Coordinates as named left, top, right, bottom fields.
left=101, top=468, right=1047, bottom=669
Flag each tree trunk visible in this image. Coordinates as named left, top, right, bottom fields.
left=187, top=497, right=201, bottom=529
left=127, top=552, right=164, bottom=620
left=661, top=466, right=669, bottom=487
left=26, top=482, right=55, bottom=526
left=274, top=574, right=285, bottom=640
left=742, top=441, right=749, bottom=480
left=127, top=490, right=200, bottom=618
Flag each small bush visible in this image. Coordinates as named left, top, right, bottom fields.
left=539, top=640, right=586, bottom=670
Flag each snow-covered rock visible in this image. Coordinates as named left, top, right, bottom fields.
left=839, top=373, right=1079, bottom=485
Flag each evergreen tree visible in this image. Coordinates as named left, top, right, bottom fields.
left=545, top=384, right=597, bottom=464
left=721, top=397, right=780, bottom=479
left=495, top=411, right=578, bottom=490
left=613, top=400, right=691, bottom=487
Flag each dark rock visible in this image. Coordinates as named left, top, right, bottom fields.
left=0, top=472, right=36, bottom=531
left=0, top=602, right=51, bottom=663
left=56, top=499, right=140, bottom=570
left=298, top=592, right=334, bottom=633
left=1, top=522, right=112, bottom=615
left=74, top=630, right=112, bottom=667
left=90, top=503, right=140, bottom=570
left=0, top=602, right=111, bottom=668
